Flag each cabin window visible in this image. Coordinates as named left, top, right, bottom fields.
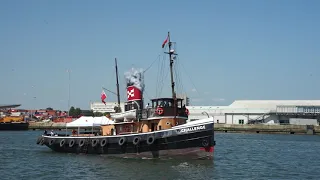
left=177, top=100, right=182, bottom=108
left=159, top=126, right=162, bottom=130
left=159, top=100, right=164, bottom=107
left=165, top=101, right=172, bottom=107
left=239, top=119, right=244, bottom=124
left=111, top=128, right=114, bottom=135
left=217, top=120, right=219, bottom=124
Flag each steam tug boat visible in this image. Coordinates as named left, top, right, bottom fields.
left=36, top=32, right=215, bottom=159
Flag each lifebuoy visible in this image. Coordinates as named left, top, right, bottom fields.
left=92, top=139, right=99, bottom=147
left=185, top=108, right=189, bottom=115
left=60, top=139, right=65, bottom=147
left=69, top=139, right=75, bottom=147
left=100, top=139, right=107, bottom=147
left=147, top=135, right=155, bottom=145
left=133, top=136, right=140, bottom=145
left=118, top=137, right=126, bottom=146
left=79, top=139, right=85, bottom=147
left=49, top=139, right=55, bottom=146
left=156, top=107, right=164, bottom=115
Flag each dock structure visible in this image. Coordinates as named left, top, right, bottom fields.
left=28, top=122, right=66, bottom=130
left=214, top=124, right=318, bottom=135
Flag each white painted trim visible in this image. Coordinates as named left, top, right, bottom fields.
left=44, top=120, right=213, bottom=139
left=143, top=116, right=188, bottom=120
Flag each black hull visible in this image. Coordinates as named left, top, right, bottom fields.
left=0, top=122, right=29, bottom=131
left=37, top=121, right=215, bottom=159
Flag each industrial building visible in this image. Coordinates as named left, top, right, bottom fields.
left=187, top=100, right=320, bottom=126
left=90, top=102, right=125, bottom=113
left=176, top=94, right=190, bottom=106
left=90, top=100, right=320, bottom=126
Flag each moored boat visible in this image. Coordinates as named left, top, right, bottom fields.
left=36, top=32, right=215, bottom=159
left=0, top=108, right=29, bottom=131
left=0, top=122, right=29, bottom=130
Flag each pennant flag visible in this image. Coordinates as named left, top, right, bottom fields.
left=162, top=35, right=168, bottom=48
left=101, top=90, right=107, bottom=105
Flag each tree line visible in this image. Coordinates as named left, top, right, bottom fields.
left=68, top=106, right=111, bottom=117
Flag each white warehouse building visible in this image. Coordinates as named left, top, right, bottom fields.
left=90, top=102, right=125, bottom=113
left=187, top=100, right=320, bottom=125
left=90, top=100, right=320, bottom=125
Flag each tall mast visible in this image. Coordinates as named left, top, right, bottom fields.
left=167, top=32, right=177, bottom=113
left=168, top=32, right=176, bottom=101
left=115, top=58, right=121, bottom=111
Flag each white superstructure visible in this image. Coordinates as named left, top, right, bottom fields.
left=90, top=102, right=125, bottom=113
left=187, top=100, right=320, bottom=125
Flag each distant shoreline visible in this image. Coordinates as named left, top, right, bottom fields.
left=27, top=122, right=319, bottom=135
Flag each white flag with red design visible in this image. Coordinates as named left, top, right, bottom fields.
left=101, top=90, right=107, bottom=105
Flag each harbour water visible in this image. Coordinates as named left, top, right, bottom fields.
left=1, top=131, right=320, bottom=180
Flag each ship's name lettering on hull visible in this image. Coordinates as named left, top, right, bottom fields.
left=178, top=125, right=205, bottom=133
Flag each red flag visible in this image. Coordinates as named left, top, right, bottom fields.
left=101, top=90, right=107, bottom=105
left=162, top=35, right=168, bottom=48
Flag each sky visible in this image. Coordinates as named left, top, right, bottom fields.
left=1, top=0, right=320, bottom=110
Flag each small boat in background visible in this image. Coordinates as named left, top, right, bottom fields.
left=0, top=105, right=29, bottom=130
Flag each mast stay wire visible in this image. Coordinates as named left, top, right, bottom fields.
left=172, top=42, right=186, bottom=96
left=176, top=55, right=201, bottom=98
left=156, top=48, right=168, bottom=98
left=143, top=54, right=161, bottom=74
left=141, top=49, right=167, bottom=99
left=158, top=53, right=169, bottom=97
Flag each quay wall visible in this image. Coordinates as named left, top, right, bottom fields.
left=214, top=124, right=320, bottom=135
left=29, top=122, right=66, bottom=130
left=28, top=122, right=320, bottom=135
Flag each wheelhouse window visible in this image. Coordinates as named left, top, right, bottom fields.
left=152, top=98, right=175, bottom=108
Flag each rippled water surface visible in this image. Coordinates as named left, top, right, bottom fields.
left=1, top=131, right=320, bottom=180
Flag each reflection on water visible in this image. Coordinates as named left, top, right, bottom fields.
left=1, top=131, right=320, bottom=180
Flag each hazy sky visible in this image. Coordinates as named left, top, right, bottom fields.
left=1, top=0, right=319, bottom=110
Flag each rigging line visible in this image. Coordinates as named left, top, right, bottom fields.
left=172, top=47, right=185, bottom=96
left=156, top=53, right=162, bottom=97
left=174, top=61, right=184, bottom=95
left=160, top=54, right=169, bottom=97
left=160, top=54, right=167, bottom=95
left=177, top=56, right=201, bottom=97
left=157, top=53, right=166, bottom=97
left=143, top=54, right=161, bottom=74
left=156, top=54, right=161, bottom=97
left=157, top=53, right=165, bottom=97
left=175, top=43, right=186, bottom=95
left=156, top=49, right=166, bottom=97
left=145, top=50, right=165, bottom=97
left=143, top=87, right=151, bottom=101
left=175, top=57, right=182, bottom=92
left=159, top=65, right=170, bottom=97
